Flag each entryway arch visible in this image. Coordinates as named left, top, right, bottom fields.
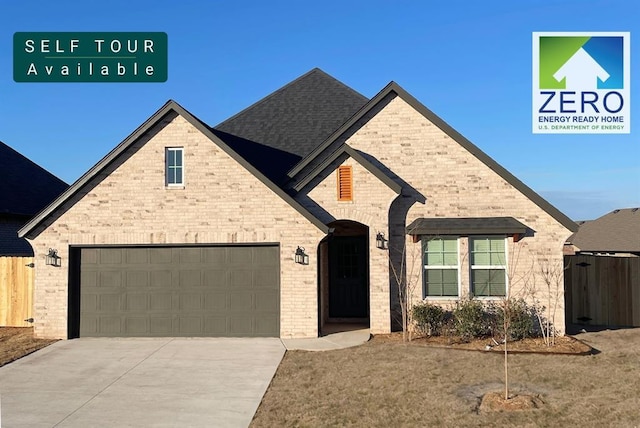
left=318, top=220, right=370, bottom=335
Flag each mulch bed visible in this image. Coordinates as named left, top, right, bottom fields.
left=372, top=332, right=593, bottom=355
left=479, top=391, right=545, bottom=412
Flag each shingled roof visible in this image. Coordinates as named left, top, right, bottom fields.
left=568, top=208, right=640, bottom=253
left=213, top=68, right=368, bottom=185
left=19, top=69, right=578, bottom=239
left=0, top=141, right=68, bottom=216
left=0, top=218, right=34, bottom=256
left=1, top=141, right=68, bottom=255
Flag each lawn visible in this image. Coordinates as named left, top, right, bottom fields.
left=0, top=327, right=57, bottom=367
left=252, top=328, right=640, bottom=427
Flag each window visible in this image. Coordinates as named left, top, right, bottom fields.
left=337, top=165, right=353, bottom=201
left=423, top=237, right=459, bottom=297
left=166, top=147, right=183, bottom=186
left=470, top=236, right=507, bottom=297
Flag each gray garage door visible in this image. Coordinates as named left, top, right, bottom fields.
left=79, top=245, right=280, bottom=337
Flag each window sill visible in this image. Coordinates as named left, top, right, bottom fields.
left=422, top=296, right=506, bottom=301
left=165, top=185, right=185, bottom=190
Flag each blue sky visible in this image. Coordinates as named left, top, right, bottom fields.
left=1, top=0, right=638, bottom=221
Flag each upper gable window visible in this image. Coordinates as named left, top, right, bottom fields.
left=337, top=165, right=353, bottom=201
left=166, top=147, right=184, bottom=186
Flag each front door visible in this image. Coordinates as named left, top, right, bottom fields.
left=329, top=236, right=368, bottom=318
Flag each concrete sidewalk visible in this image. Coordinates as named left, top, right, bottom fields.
left=0, top=338, right=285, bottom=427
left=281, top=328, right=371, bottom=351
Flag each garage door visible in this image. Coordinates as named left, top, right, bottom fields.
left=77, top=245, right=280, bottom=337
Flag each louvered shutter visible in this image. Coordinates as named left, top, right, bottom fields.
left=337, top=166, right=353, bottom=201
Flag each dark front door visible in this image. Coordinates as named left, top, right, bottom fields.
left=329, top=236, right=368, bottom=318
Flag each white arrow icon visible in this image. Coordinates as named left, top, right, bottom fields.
left=553, top=47, right=610, bottom=90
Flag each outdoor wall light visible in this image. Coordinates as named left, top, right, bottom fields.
left=294, top=246, right=309, bottom=265
left=45, top=248, right=61, bottom=267
left=376, top=232, right=388, bottom=250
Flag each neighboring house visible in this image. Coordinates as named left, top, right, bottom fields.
left=0, top=141, right=68, bottom=256
left=0, top=141, right=68, bottom=325
left=564, top=208, right=640, bottom=327
left=18, top=69, right=577, bottom=339
left=564, top=208, right=640, bottom=257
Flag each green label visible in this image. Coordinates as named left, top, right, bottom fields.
left=14, top=32, right=167, bottom=82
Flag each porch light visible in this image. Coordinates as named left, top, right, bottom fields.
left=294, top=246, right=309, bottom=265
left=45, top=248, right=61, bottom=267
left=376, top=232, right=388, bottom=250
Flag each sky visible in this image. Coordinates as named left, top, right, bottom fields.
left=1, top=0, right=638, bottom=221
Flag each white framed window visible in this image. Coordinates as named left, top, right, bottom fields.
left=165, top=147, right=184, bottom=186
left=422, top=237, right=459, bottom=297
left=470, top=236, right=507, bottom=297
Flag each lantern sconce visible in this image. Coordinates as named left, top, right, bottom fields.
left=45, top=248, right=61, bottom=267
left=376, top=232, right=388, bottom=250
left=294, top=246, right=309, bottom=265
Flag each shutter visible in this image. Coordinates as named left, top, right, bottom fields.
left=337, top=166, right=353, bottom=201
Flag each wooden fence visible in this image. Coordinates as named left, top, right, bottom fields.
left=0, top=256, right=34, bottom=326
left=565, top=254, right=640, bottom=327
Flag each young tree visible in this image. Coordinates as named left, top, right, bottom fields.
left=388, top=234, right=422, bottom=342
left=536, top=257, right=566, bottom=346
left=498, top=239, right=535, bottom=400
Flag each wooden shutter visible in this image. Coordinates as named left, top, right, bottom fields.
left=337, top=166, right=353, bottom=201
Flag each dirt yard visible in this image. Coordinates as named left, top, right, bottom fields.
left=252, top=328, right=640, bottom=427
left=0, top=327, right=58, bottom=367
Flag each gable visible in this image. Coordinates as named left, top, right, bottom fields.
left=19, top=101, right=329, bottom=239
left=289, top=83, right=578, bottom=233
left=303, top=156, right=400, bottom=228
left=293, top=144, right=402, bottom=195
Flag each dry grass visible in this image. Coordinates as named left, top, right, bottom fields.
left=375, top=332, right=592, bottom=354
left=252, top=328, right=640, bottom=427
left=0, top=327, right=58, bottom=367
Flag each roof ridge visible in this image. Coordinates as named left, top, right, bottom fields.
left=214, top=68, right=366, bottom=129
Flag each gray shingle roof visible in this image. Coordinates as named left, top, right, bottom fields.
left=0, top=141, right=68, bottom=216
left=568, top=208, right=640, bottom=253
left=406, top=217, right=529, bottom=236
left=214, top=68, right=368, bottom=162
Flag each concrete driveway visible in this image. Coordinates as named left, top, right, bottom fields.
left=0, top=338, right=285, bottom=427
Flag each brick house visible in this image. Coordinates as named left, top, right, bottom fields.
left=19, top=69, right=577, bottom=339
